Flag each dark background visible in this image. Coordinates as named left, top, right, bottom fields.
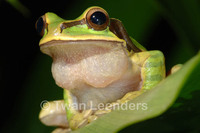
left=0, top=0, right=199, bottom=132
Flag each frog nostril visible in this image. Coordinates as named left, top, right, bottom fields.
left=60, top=23, right=66, bottom=33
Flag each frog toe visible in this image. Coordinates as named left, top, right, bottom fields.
left=52, top=127, right=71, bottom=133
left=39, top=100, right=68, bottom=127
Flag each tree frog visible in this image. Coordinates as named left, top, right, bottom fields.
left=36, top=6, right=165, bottom=132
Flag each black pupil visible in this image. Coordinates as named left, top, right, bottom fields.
left=90, top=11, right=106, bottom=25
left=36, top=17, right=44, bottom=33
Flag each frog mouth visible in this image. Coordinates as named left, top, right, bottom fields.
left=40, top=39, right=126, bottom=64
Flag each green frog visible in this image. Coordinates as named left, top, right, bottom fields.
left=36, top=6, right=166, bottom=132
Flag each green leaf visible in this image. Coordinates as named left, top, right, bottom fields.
left=6, top=0, right=30, bottom=17
left=72, top=52, right=200, bottom=133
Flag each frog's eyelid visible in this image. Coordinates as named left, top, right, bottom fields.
left=109, top=18, right=141, bottom=52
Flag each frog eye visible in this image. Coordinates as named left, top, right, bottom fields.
left=35, top=15, right=47, bottom=36
left=86, top=8, right=109, bottom=31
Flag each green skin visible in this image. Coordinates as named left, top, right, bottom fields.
left=38, top=6, right=165, bottom=130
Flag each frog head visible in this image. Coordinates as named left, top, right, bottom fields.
left=36, top=6, right=141, bottom=90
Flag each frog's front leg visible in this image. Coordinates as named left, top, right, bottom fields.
left=39, top=100, right=69, bottom=128
left=64, top=90, right=98, bottom=130
left=121, top=50, right=165, bottom=102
